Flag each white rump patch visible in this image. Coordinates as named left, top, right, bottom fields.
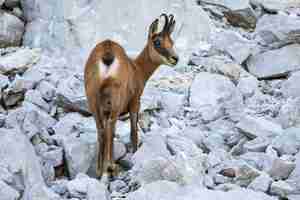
left=98, top=58, right=120, bottom=79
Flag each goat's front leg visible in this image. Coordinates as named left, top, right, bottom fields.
left=129, top=98, right=140, bottom=153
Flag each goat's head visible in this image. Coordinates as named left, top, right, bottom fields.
left=148, top=13, right=179, bottom=66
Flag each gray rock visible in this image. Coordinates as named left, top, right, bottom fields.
left=278, top=97, right=300, bottom=128
left=247, top=44, right=300, bottom=79
left=252, top=0, right=300, bottom=12
left=235, top=163, right=261, bottom=187
left=0, top=128, right=59, bottom=200
left=52, top=112, right=95, bottom=138
left=0, top=166, right=14, bottom=184
left=190, top=72, right=243, bottom=122
left=127, top=180, right=276, bottom=200
left=87, top=177, right=108, bottom=200
left=0, top=11, right=24, bottom=48
left=36, top=81, right=56, bottom=102
left=132, top=151, right=206, bottom=187
left=41, top=160, right=55, bottom=185
left=237, top=75, right=259, bottom=98
left=22, top=0, right=212, bottom=67
left=224, top=7, right=257, bottom=29
left=0, top=180, right=20, bottom=200
left=287, top=152, right=300, bottom=192
left=244, top=137, right=270, bottom=152
left=272, top=127, right=300, bottom=155
left=282, top=71, right=300, bottom=98
left=240, top=152, right=275, bottom=172
left=0, top=74, right=9, bottom=89
left=109, top=180, right=128, bottom=193
left=288, top=194, right=300, bottom=200
left=236, top=115, right=283, bottom=139
left=199, top=0, right=251, bottom=10
left=166, top=135, right=203, bottom=158
left=248, top=172, right=272, bottom=192
left=268, top=158, right=296, bottom=180
left=5, top=102, right=57, bottom=139
left=189, top=56, right=244, bottom=80
left=203, top=133, right=229, bottom=152
left=211, top=30, right=256, bottom=64
left=62, top=136, right=96, bottom=179
left=0, top=48, right=40, bottom=74
left=4, top=0, right=20, bottom=8
left=131, top=134, right=170, bottom=166
left=25, top=89, right=51, bottom=113
left=56, top=74, right=90, bottom=116
left=42, top=146, right=63, bottom=167
left=270, top=181, right=295, bottom=198
left=67, top=173, right=108, bottom=199
left=113, top=140, right=127, bottom=161
left=255, top=14, right=300, bottom=46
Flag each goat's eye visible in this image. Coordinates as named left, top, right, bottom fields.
left=153, top=39, right=161, bottom=47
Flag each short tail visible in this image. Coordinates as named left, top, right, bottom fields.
left=102, top=40, right=115, bottom=66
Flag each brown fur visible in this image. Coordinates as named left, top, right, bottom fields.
left=84, top=14, right=178, bottom=179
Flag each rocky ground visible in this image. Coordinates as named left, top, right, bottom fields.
left=1, top=0, right=300, bottom=200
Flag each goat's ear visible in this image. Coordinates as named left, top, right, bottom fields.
left=149, top=19, right=159, bottom=38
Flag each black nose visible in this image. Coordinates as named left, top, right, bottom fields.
left=171, top=56, right=179, bottom=64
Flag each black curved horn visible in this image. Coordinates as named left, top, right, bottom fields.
left=160, top=13, right=169, bottom=33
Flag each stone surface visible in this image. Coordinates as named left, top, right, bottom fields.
left=236, top=115, right=283, bottom=139
left=0, top=48, right=41, bottom=74
left=253, top=0, right=300, bottom=12
left=0, top=128, right=59, bottom=200
left=270, top=181, right=295, bottom=198
left=282, top=71, right=300, bottom=98
left=244, top=137, right=270, bottom=152
left=268, top=158, right=296, bottom=180
left=127, top=181, right=276, bottom=200
left=272, top=127, right=300, bottom=155
left=22, top=0, right=213, bottom=67
left=211, top=30, right=256, bottom=64
left=255, top=14, right=300, bottom=46
left=0, top=180, right=20, bottom=200
left=190, top=72, right=243, bottom=122
left=287, top=152, right=300, bottom=193
left=248, top=173, right=272, bottom=192
left=0, top=11, right=24, bottom=48
left=247, top=44, right=300, bottom=79
left=278, top=97, right=300, bottom=128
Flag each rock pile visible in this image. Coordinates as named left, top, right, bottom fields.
left=0, top=0, right=300, bottom=200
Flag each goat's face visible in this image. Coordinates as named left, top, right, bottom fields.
left=148, top=14, right=179, bottom=66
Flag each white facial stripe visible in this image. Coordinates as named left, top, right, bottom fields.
left=98, top=58, right=119, bottom=79
left=156, top=16, right=166, bottom=34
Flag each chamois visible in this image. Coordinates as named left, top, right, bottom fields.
left=84, top=14, right=178, bottom=180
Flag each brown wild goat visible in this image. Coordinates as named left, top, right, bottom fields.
left=84, top=14, right=178, bottom=180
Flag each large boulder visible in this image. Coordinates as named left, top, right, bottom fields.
left=211, top=30, right=256, bottom=64
left=255, top=14, right=300, bottom=46
left=21, top=0, right=213, bottom=67
left=190, top=72, right=243, bottom=122
left=251, top=0, right=300, bottom=12
left=127, top=181, right=276, bottom=200
left=282, top=71, right=300, bottom=98
left=247, top=44, right=300, bottom=79
left=0, top=128, right=59, bottom=200
left=287, top=151, right=300, bottom=194
left=0, top=11, right=24, bottom=48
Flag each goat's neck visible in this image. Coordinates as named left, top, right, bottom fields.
left=134, top=45, right=160, bottom=83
